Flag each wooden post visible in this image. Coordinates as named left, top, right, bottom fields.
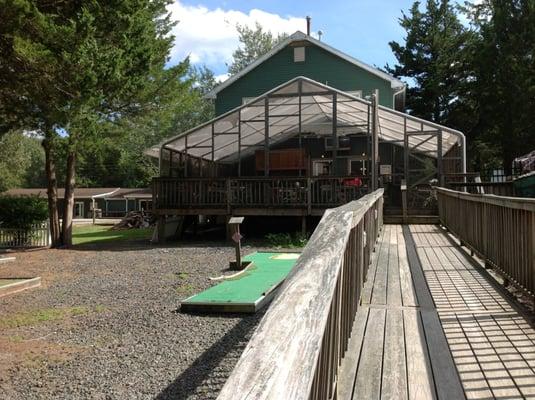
left=157, top=215, right=166, bottom=243
left=371, top=92, right=379, bottom=191
left=298, top=80, right=303, bottom=177
left=92, top=198, right=96, bottom=225
left=401, top=179, right=407, bottom=224
left=238, top=111, right=242, bottom=177
left=332, top=92, right=338, bottom=176
left=184, top=135, right=188, bottom=178
left=229, top=217, right=244, bottom=270
left=307, top=178, right=312, bottom=215
left=437, top=130, right=444, bottom=187
left=264, top=97, right=270, bottom=177
left=226, top=179, right=231, bottom=214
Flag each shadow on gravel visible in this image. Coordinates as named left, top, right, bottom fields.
left=155, top=313, right=263, bottom=400
left=68, top=240, right=232, bottom=252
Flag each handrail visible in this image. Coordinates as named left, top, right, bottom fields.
left=217, top=189, right=384, bottom=400
left=437, top=187, right=535, bottom=296
left=437, top=187, right=535, bottom=211
left=152, top=176, right=371, bottom=211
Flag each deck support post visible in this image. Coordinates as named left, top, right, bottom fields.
left=238, top=111, right=242, bottom=177
left=371, top=92, right=379, bottom=191
left=332, top=92, right=338, bottom=176
left=401, top=179, right=407, bottom=224
left=157, top=215, right=166, bottom=243
left=226, top=179, right=231, bottom=214
left=403, top=118, right=409, bottom=213
left=184, top=135, right=188, bottom=178
left=438, top=130, right=444, bottom=187
left=307, top=178, right=312, bottom=215
left=298, top=81, right=303, bottom=177
left=301, top=216, right=307, bottom=235
left=264, top=97, right=270, bottom=177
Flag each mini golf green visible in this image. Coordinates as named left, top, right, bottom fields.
left=180, top=251, right=299, bottom=313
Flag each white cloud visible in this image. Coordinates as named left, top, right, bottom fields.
left=167, top=1, right=306, bottom=72
left=215, top=72, right=230, bottom=83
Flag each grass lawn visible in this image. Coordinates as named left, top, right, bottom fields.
left=72, top=224, right=152, bottom=245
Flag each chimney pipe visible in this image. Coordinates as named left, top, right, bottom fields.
left=306, top=16, right=311, bottom=36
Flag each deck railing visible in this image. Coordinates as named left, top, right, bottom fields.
left=437, top=187, right=535, bottom=296
left=217, top=189, right=384, bottom=400
left=152, top=176, right=369, bottom=212
left=0, top=221, right=51, bottom=248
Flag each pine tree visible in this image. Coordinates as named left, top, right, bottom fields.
left=467, top=0, right=535, bottom=171
left=0, top=0, right=177, bottom=246
left=228, top=23, right=288, bottom=75
left=387, top=0, right=472, bottom=127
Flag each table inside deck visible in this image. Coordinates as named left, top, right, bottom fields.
left=338, top=224, right=535, bottom=400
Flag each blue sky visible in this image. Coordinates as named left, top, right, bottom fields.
left=167, top=0, right=420, bottom=80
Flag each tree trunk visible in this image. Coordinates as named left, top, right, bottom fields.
left=62, top=151, right=76, bottom=247
left=43, top=136, right=61, bottom=247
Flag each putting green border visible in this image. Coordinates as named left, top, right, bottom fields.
left=0, top=277, right=41, bottom=298
left=180, top=251, right=299, bottom=314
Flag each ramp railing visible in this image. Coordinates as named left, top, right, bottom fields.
left=437, top=187, right=535, bottom=296
left=217, top=189, right=384, bottom=400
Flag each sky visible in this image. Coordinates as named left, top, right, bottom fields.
left=167, top=0, right=421, bottom=81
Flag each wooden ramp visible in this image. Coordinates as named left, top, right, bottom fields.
left=338, top=224, right=535, bottom=400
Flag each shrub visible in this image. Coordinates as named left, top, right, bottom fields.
left=0, top=195, right=48, bottom=229
left=265, top=232, right=308, bottom=248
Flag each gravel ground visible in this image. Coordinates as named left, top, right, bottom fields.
left=0, top=239, right=271, bottom=399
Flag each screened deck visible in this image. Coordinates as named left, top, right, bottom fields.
left=148, top=77, right=467, bottom=216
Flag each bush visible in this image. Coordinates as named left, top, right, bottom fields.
left=0, top=195, right=48, bottom=229
left=265, top=232, right=308, bottom=248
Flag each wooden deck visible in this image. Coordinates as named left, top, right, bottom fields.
left=338, top=224, right=535, bottom=400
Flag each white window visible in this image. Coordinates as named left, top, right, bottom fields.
left=347, top=90, right=363, bottom=98
left=242, top=97, right=256, bottom=105
left=294, top=47, right=305, bottom=62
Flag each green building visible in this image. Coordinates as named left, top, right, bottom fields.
left=207, top=31, right=406, bottom=115
left=148, top=30, right=466, bottom=232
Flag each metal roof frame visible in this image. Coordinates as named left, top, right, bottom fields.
left=148, top=76, right=465, bottom=177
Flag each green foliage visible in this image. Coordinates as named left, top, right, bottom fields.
left=67, top=62, right=216, bottom=188
left=0, top=195, right=48, bottom=229
left=465, top=0, right=535, bottom=171
left=390, top=0, right=535, bottom=171
left=0, top=131, right=46, bottom=191
left=228, top=22, right=288, bottom=75
left=387, top=0, right=473, bottom=126
left=265, top=232, right=308, bottom=248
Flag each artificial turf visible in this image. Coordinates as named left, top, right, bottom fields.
left=181, top=251, right=299, bottom=309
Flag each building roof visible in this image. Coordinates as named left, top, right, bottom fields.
left=2, top=188, right=151, bottom=199
left=150, top=76, right=464, bottom=163
left=206, top=31, right=405, bottom=99
left=111, top=188, right=152, bottom=199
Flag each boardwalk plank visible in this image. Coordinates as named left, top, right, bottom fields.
left=362, top=228, right=385, bottom=305
left=403, top=309, right=437, bottom=400
left=387, top=225, right=402, bottom=306
left=371, top=225, right=390, bottom=305
left=337, top=308, right=370, bottom=400
left=381, top=309, right=408, bottom=400
left=397, top=225, right=418, bottom=307
left=421, top=310, right=466, bottom=400
left=353, top=308, right=386, bottom=400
